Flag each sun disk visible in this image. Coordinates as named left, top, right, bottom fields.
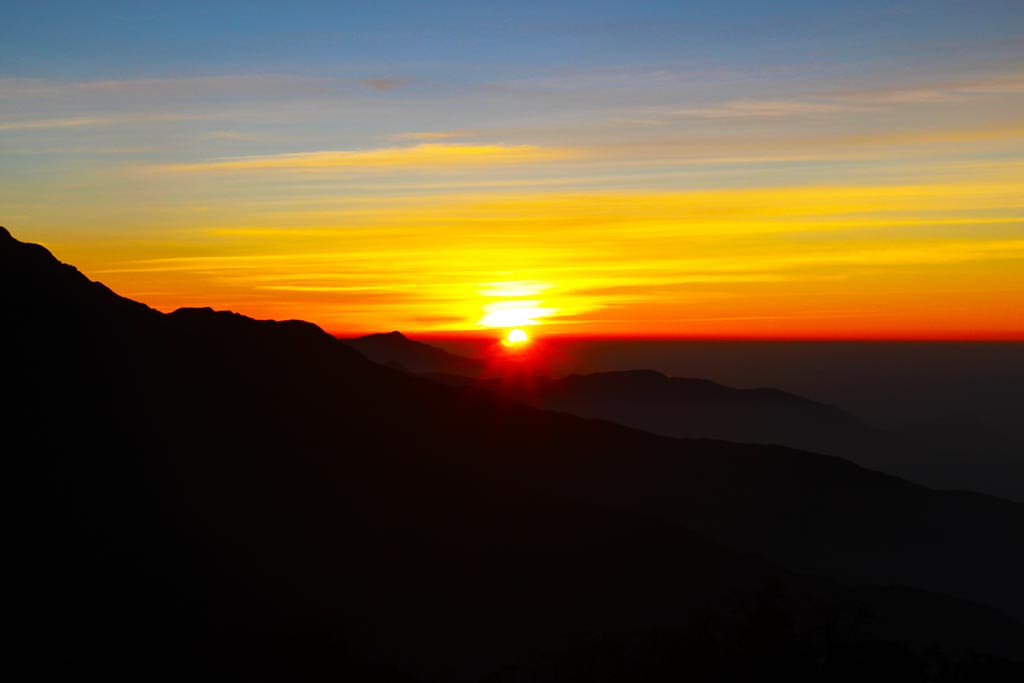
left=505, top=328, right=529, bottom=345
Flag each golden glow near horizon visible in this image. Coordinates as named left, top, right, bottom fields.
left=477, top=281, right=558, bottom=331
left=32, top=168, right=1022, bottom=339
left=3, top=7, right=1024, bottom=340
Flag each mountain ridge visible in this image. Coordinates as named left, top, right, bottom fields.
left=5, top=226, right=1024, bottom=680
left=350, top=330, right=1024, bottom=501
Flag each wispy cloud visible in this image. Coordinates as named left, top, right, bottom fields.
left=360, top=77, right=412, bottom=91
left=496, top=65, right=750, bottom=93
left=390, top=130, right=476, bottom=141
left=615, top=73, right=1024, bottom=126
left=662, top=100, right=858, bottom=119
left=827, top=75, right=1024, bottom=104
left=0, top=116, right=109, bottom=131
left=0, top=111, right=226, bottom=132
left=157, top=143, right=576, bottom=172
left=0, top=73, right=415, bottom=101
left=200, top=130, right=265, bottom=141
left=0, top=75, right=309, bottom=98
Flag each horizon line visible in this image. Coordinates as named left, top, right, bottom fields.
left=331, top=329, right=1024, bottom=343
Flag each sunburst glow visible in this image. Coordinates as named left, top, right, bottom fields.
left=476, top=282, right=559, bottom=330
left=478, top=301, right=555, bottom=328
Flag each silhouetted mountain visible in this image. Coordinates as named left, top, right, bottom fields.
left=442, top=369, right=869, bottom=455
left=354, top=332, right=1024, bottom=501
left=472, top=371, right=1024, bottom=502
left=343, top=331, right=872, bottom=453
left=4, top=225, right=1024, bottom=681
left=343, top=330, right=488, bottom=376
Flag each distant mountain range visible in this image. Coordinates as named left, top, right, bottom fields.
left=343, top=331, right=1024, bottom=502
left=5, top=225, right=1024, bottom=681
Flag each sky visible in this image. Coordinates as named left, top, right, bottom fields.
left=2, top=0, right=1023, bottom=339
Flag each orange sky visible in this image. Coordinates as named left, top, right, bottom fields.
left=27, top=171, right=1024, bottom=340
left=4, top=4, right=1024, bottom=340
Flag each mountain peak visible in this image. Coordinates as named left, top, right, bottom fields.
left=0, top=226, right=57, bottom=261
left=343, top=330, right=487, bottom=376
left=353, top=330, right=410, bottom=341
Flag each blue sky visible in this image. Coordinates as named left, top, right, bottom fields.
left=5, top=1, right=1021, bottom=78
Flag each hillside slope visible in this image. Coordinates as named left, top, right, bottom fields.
left=4, top=226, right=1024, bottom=681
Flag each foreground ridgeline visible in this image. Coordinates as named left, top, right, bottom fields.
left=4, top=226, right=1024, bottom=681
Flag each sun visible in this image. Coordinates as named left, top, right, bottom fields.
left=503, top=328, right=529, bottom=346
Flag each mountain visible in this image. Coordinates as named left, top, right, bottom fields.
left=343, top=330, right=488, bottom=376
left=4, top=225, right=1024, bottom=681
left=445, top=369, right=869, bottom=455
left=468, top=370, right=1024, bottom=501
left=352, top=332, right=1024, bottom=501
left=343, top=332, right=872, bottom=455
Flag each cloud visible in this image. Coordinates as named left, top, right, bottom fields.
left=960, top=78, right=1024, bottom=95
left=0, top=74, right=337, bottom=98
left=200, top=130, right=265, bottom=141
left=157, top=143, right=576, bottom=172
left=496, top=65, right=748, bottom=93
left=408, top=315, right=466, bottom=324
left=0, top=116, right=109, bottom=131
left=361, top=77, right=412, bottom=91
left=0, top=74, right=418, bottom=104
left=622, top=74, right=1024, bottom=126
left=0, top=112, right=226, bottom=132
left=390, top=130, right=476, bottom=141
left=827, top=75, right=1024, bottom=104
left=660, top=100, right=859, bottom=119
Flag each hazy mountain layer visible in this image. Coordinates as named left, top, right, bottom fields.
left=347, top=332, right=1024, bottom=501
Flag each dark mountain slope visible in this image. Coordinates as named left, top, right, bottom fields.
left=3, top=226, right=1024, bottom=680
left=357, top=332, right=1024, bottom=501
left=346, top=333, right=871, bottom=455
left=343, top=330, right=489, bottom=376
left=485, top=369, right=867, bottom=454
